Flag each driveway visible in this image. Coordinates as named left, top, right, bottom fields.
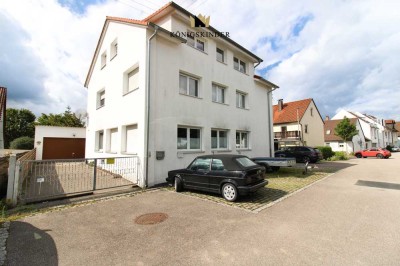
left=6, top=153, right=400, bottom=265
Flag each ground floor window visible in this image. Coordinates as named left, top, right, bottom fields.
left=236, top=131, right=249, bottom=149
left=177, top=127, right=201, bottom=150
left=95, top=130, right=104, bottom=152
left=211, top=129, right=228, bottom=149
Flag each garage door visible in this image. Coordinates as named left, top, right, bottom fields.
left=42, top=137, right=85, bottom=160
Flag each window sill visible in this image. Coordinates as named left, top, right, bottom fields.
left=187, top=44, right=208, bottom=55
left=211, top=149, right=232, bottom=153
left=110, top=54, right=117, bottom=61
left=233, top=68, right=249, bottom=76
left=106, top=151, right=118, bottom=154
left=95, top=150, right=104, bottom=153
left=236, top=107, right=250, bottom=111
left=121, top=152, right=138, bottom=155
left=179, top=93, right=202, bottom=99
left=236, top=148, right=251, bottom=151
left=177, top=150, right=205, bottom=154
left=101, top=65, right=106, bottom=70
left=212, top=101, right=229, bottom=106
left=123, top=88, right=138, bottom=96
left=96, top=105, right=105, bottom=110
left=217, top=60, right=227, bottom=65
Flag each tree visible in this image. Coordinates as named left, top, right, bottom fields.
left=36, top=106, right=85, bottom=127
left=334, top=117, right=358, bottom=153
left=5, top=108, right=36, bottom=148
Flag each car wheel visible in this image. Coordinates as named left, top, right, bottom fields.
left=174, top=177, right=183, bottom=192
left=302, top=156, right=310, bottom=163
left=355, top=153, right=362, bottom=158
left=377, top=154, right=384, bottom=159
left=221, top=183, right=238, bottom=202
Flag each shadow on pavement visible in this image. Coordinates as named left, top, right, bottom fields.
left=6, top=221, right=58, bottom=266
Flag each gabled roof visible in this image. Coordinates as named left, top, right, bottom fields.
left=273, top=98, right=314, bottom=124
left=324, top=118, right=359, bottom=141
left=85, top=1, right=264, bottom=88
left=253, top=75, right=279, bottom=89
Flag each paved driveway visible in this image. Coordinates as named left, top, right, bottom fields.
left=6, top=153, right=400, bottom=265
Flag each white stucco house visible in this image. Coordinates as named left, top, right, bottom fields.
left=273, top=98, right=324, bottom=149
left=332, top=110, right=396, bottom=148
left=324, top=118, right=366, bottom=152
left=84, top=2, right=279, bottom=188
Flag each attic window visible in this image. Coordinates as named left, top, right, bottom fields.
left=111, top=39, right=118, bottom=59
left=326, top=130, right=331, bottom=134
left=310, top=108, right=313, bottom=116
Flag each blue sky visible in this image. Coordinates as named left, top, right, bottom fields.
left=0, top=0, right=399, bottom=121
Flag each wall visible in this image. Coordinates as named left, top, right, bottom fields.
left=35, top=126, right=86, bottom=160
left=300, top=101, right=324, bottom=147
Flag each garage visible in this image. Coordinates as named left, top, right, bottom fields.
left=34, top=125, right=86, bottom=160
left=42, top=137, right=85, bottom=159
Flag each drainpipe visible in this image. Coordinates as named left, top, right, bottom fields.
left=254, top=60, right=262, bottom=69
left=267, top=87, right=278, bottom=156
left=144, top=25, right=159, bottom=188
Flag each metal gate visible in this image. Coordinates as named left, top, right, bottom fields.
left=17, top=156, right=140, bottom=203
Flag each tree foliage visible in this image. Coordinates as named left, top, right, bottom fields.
left=10, top=136, right=34, bottom=150
left=36, top=107, right=85, bottom=127
left=5, top=108, right=36, bottom=148
left=334, top=117, right=358, bottom=141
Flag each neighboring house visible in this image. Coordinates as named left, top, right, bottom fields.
left=0, top=87, right=6, bottom=149
left=324, top=118, right=366, bottom=152
left=35, top=126, right=86, bottom=160
left=396, top=122, right=400, bottom=146
left=384, top=120, right=398, bottom=146
left=84, top=2, right=279, bottom=187
left=273, top=98, right=324, bottom=149
left=332, top=110, right=396, bottom=148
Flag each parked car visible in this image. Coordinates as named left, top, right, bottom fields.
left=392, top=146, right=400, bottom=152
left=166, top=154, right=267, bottom=202
left=354, top=148, right=391, bottom=159
left=274, top=146, right=323, bottom=163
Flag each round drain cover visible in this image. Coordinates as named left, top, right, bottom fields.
left=135, top=213, right=168, bottom=225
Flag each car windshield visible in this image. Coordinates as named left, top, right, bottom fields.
left=236, top=157, right=257, bottom=167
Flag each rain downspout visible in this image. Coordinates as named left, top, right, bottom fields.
left=267, top=87, right=278, bottom=156
left=144, top=25, right=159, bottom=188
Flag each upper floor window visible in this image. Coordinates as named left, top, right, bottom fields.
left=179, top=73, right=199, bottom=97
left=305, top=124, right=308, bottom=134
left=97, top=89, right=105, bottom=109
left=234, top=57, right=246, bottom=73
left=236, top=91, right=247, bottom=109
left=212, top=84, right=226, bottom=104
left=187, top=32, right=205, bottom=52
left=111, top=39, right=118, bottom=59
left=101, top=51, right=107, bottom=69
left=216, top=48, right=224, bottom=63
left=310, top=107, right=313, bottom=116
left=125, top=67, right=139, bottom=94
left=177, top=127, right=201, bottom=150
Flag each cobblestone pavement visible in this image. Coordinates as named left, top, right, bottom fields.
left=0, top=222, right=10, bottom=266
left=165, top=166, right=336, bottom=212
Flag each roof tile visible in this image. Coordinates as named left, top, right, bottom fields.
left=273, top=98, right=312, bottom=124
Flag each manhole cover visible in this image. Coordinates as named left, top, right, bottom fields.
left=134, top=213, right=168, bottom=225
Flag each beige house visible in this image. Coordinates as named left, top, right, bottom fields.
left=273, top=98, right=324, bottom=149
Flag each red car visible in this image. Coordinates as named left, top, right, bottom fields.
left=354, top=148, right=391, bottom=159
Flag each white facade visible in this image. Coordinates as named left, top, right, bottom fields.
left=325, top=119, right=366, bottom=152
left=34, top=126, right=86, bottom=160
left=85, top=7, right=277, bottom=187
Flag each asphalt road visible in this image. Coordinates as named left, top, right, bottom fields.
left=6, top=153, right=400, bottom=265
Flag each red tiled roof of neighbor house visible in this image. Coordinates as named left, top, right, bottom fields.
left=324, top=118, right=358, bottom=141
left=385, top=119, right=395, bottom=124
left=273, top=98, right=312, bottom=124
left=395, top=122, right=400, bottom=132
left=0, top=87, right=6, bottom=119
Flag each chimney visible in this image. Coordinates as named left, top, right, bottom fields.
left=325, top=116, right=330, bottom=121
left=278, top=99, right=283, bottom=111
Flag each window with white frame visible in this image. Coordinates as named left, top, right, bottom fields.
left=233, top=57, right=246, bottom=73
left=123, top=124, right=138, bottom=154
left=216, top=47, right=224, bottom=62
left=177, top=127, right=201, bottom=150
left=211, top=129, right=228, bottom=149
left=326, top=129, right=331, bottom=134
left=125, top=67, right=139, bottom=94
left=111, top=39, right=118, bottom=59
left=179, top=73, right=199, bottom=97
left=187, top=32, right=205, bottom=52
left=107, top=128, right=118, bottom=153
left=236, top=91, right=246, bottom=109
left=95, top=130, right=104, bottom=152
left=212, top=84, right=226, bottom=104
left=236, top=131, right=249, bottom=149
left=97, top=89, right=105, bottom=109
left=101, top=51, right=107, bottom=68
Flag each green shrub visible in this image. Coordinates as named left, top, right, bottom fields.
left=386, top=145, right=393, bottom=152
left=333, top=151, right=349, bottom=160
left=9, top=136, right=34, bottom=150
left=316, top=146, right=335, bottom=159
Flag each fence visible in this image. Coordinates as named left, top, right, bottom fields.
left=7, top=155, right=140, bottom=205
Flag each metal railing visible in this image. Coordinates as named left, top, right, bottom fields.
left=274, top=131, right=300, bottom=139
left=17, top=156, right=140, bottom=203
